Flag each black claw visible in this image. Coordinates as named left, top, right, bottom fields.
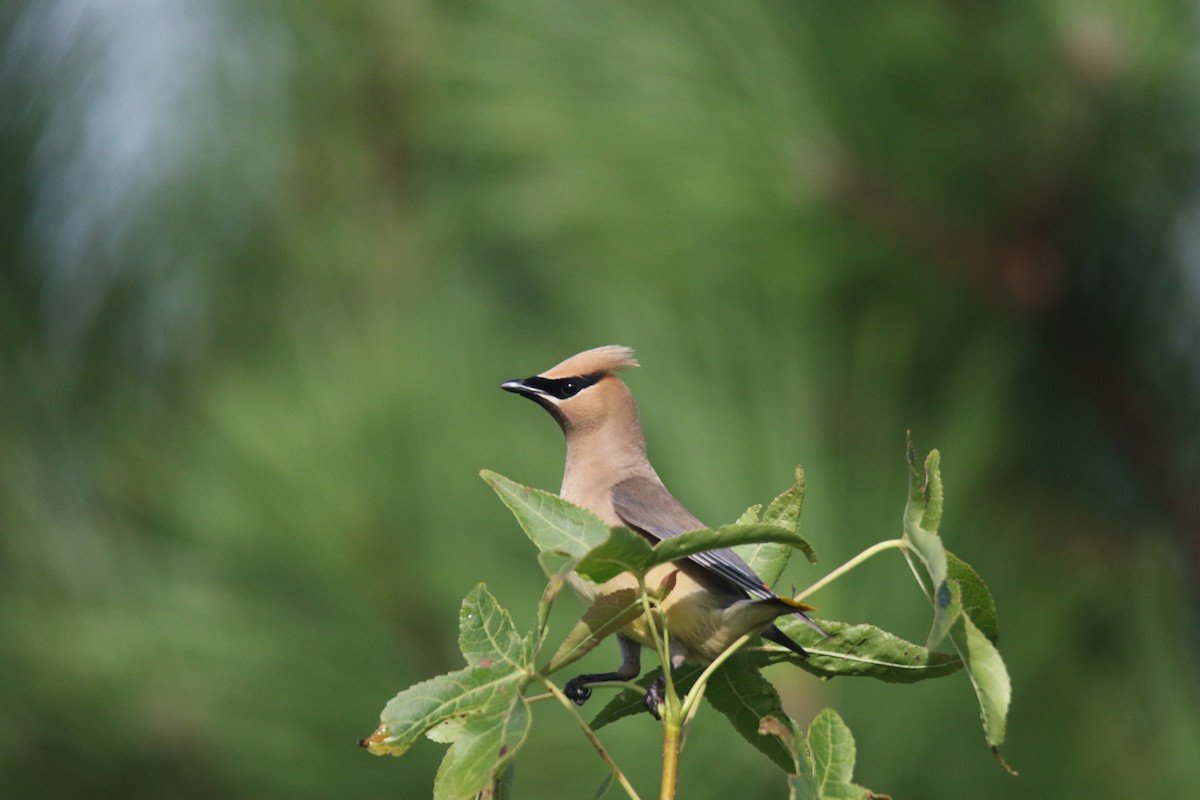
left=563, top=677, right=593, bottom=706
left=643, top=674, right=666, bottom=720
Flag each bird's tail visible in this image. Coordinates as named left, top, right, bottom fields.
left=740, top=595, right=830, bottom=659
left=761, top=623, right=809, bottom=659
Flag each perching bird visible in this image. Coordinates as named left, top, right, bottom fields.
left=501, top=345, right=824, bottom=718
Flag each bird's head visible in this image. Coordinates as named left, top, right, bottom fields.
left=501, top=345, right=640, bottom=435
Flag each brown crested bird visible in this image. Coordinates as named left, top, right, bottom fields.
left=501, top=345, right=824, bottom=717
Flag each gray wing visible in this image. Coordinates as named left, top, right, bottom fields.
left=610, top=475, right=773, bottom=600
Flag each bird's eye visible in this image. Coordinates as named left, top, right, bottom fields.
left=518, top=373, right=601, bottom=400
left=553, top=374, right=601, bottom=399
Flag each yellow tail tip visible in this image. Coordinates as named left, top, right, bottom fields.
left=779, top=596, right=816, bottom=612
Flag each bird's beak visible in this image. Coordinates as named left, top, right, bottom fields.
left=501, top=377, right=540, bottom=397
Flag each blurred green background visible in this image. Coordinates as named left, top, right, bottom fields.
left=3, top=1, right=1200, bottom=797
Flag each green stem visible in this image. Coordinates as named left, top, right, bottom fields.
left=901, top=548, right=934, bottom=601
left=660, top=717, right=681, bottom=800
left=679, top=632, right=754, bottom=723
left=540, top=677, right=642, bottom=800
left=637, top=577, right=676, bottom=711
left=639, top=576, right=682, bottom=799
left=793, top=538, right=905, bottom=603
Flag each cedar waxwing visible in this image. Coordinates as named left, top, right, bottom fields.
left=502, top=345, right=823, bottom=717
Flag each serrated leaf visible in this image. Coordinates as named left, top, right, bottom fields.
left=365, top=663, right=525, bottom=756
left=705, top=652, right=798, bottom=772
left=735, top=467, right=814, bottom=585
left=921, top=451, right=943, bottom=532
left=763, top=466, right=807, bottom=534
left=946, top=551, right=999, bottom=643
left=901, top=445, right=952, bottom=649
left=902, top=448, right=948, bottom=589
left=735, top=504, right=763, bottom=524
left=650, top=523, right=814, bottom=569
left=734, top=539, right=793, bottom=589
left=367, top=587, right=531, bottom=757
left=948, top=591, right=1011, bottom=749
left=546, top=588, right=643, bottom=673
left=482, top=470, right=610, bottom=559
left=460, top=584, right=529, bottom=669
left=808, top=708, right=857, bottom=793
left=574, top=527, right=654, bottom=582
left=433, top=697, right=530, bottom=800
left=760, top=709, right=890, bottom=800
left=900, top=440, right=1011, bottom=754
left=798, top=708, right=886, bottom=800
left=590, top=665, right=703, bottom=730
left=770, top=617, right=961, bottom=683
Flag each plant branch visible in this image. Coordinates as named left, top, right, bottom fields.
left=637, top=577, right=676, bottom=706
left=538, top=676, right=642, bottom=800
left=660, top=719, right=681, bottom=800
left=793, top=538, right=906, bottom=603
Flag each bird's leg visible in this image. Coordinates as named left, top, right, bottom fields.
left=563, top=635, right=642, bottom=706
left=642, top=639, right=688, bottom=720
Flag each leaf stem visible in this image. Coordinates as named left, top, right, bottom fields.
left=538, top=676, right=642, bottom=800
left=793, top=538, right=906, bottom=602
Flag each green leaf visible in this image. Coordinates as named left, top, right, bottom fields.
left=364, top=663, right=524, bottom=756
left=947, top=586, right=1012, bottom=749
left=771, top=617, right=962, bottom=683
left=460, top=584, right=529, bottom=669
left=573, top=527, right=654, bottom=582
left=650, top=523, right=814, bottom=569
left=433, top=697, right=531, bottom=800
left=798, top=708, right=886, bottom=800
left=481, top=470, right=610, bottom=559
left=545, top=588, right=643, bottom=673
left=704, top=652, right=799, bottom=772
left=946, top=551, right=999, bottom=644
left=899, top=440, right=1012, bottom=753
left=756, top=715, right=810, bottom=795
left=735, top=504, right=763, bottom=524
left=494, top=759, right=517, bottom=800
left=735, top=540, right=793, bottom=590
left=590, top=665, right=703, bottom=730
left=734, top=467, right=815, bottom=586
left=808, top=708, right=857, bottom=795
left=763, top=466, right=807, bottom=534
left=901, top=444, right=952, bottom=649
left=364, top=585, right=533, bottom=783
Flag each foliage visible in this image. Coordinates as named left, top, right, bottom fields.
left=4, top=2, right=1200, bottom=798
left=365, top=445, right=1012, bottom=798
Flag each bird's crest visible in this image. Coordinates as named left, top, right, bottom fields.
left=543, top=345, right=639, bottom=378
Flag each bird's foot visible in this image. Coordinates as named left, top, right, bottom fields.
left=563, top=677, right=593, bottom=706
left=642, top=673, right=666, bottom=720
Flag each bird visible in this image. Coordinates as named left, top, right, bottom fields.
left=501, top=345, right=824, bottom=718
